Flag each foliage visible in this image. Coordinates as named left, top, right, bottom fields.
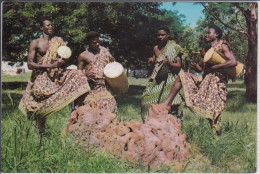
left=3, top=2, right=186, bottom=68
left=198, top=2, right=257, bottom=102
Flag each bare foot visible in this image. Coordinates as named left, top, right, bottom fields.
left=158, top=103, right=171, bottom=112
left=216, top=129, right=222, bottom=136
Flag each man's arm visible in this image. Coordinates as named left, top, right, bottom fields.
left=148, top=46, right=157, bottom=64
left=27, top=40, right=63, bottom=70
left=163, top=55, right=182, bottom=72
left=210, top=44, right=237, bottom=70
left=190, top=49, right=205, bottom=73
left=77, top=53, right=86, bottom=70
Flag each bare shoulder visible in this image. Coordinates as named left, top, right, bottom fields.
left=221, top=43, right=231, bottom=52
left=30, top=38, right=39, bottom=47
left=79, top=50, right=88, bottom=59
left=153, top=45, right=159, bottom=52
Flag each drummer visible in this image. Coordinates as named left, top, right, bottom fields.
left=19, top=19, right=90, bottom=134
left=160, top=25, right=237, bottom=136
left=76, top=31, right=118, bottom=114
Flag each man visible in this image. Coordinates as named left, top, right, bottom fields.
left=76, top=31, right=118, bottom=114
left=19, top=19, right=90, bottom=134
left=160, top=25, right=237, bottom=136
left=141, top=26, right=184, bottom=122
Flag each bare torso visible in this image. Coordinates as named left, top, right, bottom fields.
left=27, top=36, right=65, bottom=70
left=154, top=45, right=164, bottom=57
left=34, top=37, right=51, bottom=62
left=78, top=49, right=101, bottom=70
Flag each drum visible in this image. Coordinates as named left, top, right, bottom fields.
left=58, top=46, right=72, bottom=59
left=204, top=48, right=244, bottom=79
left=104, top=62, right=129, bottom=94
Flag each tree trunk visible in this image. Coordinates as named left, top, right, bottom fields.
left=244, top=5, right=257, bottom=103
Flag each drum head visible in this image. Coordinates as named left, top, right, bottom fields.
left=104, top=62, right=124, bottom=78
left=58, top=46, right=72, bottom=59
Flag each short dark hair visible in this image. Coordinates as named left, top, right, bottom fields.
left=86, top=31, right=99, bottom=42
left=157, top=26, right=170, bottom=34
left=40, top=19, right=51, bottom=27
left=209, top=25, right=222, bottom=39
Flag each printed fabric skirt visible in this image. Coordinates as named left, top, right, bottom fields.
left=19, top=69, right=90, bottom=118
left=141, top=73, right=183, bottom=120
left=83, top=87, right=118, bottom=115
left=179, top=70, right=227, bottom=122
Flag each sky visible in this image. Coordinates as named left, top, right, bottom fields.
left=160, top=2, right=205, bottom=28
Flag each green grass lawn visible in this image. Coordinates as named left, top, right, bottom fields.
left=2, top=72, right=32, bottom=82
left=1, top=77, right=257, bottom=173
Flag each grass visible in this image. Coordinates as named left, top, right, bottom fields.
left=1, top=77, right=257, bottom=173
left=1, top=72, right=32, bottom=82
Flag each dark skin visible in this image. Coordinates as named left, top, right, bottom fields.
left=28, top=20, right=66, bottom=134
left=77, top=37, right=101, bottom=70
left=161, top=27, right=237, bottom=108
left=148, top=30, right=182, bottom=71
left=27, top=20, right=66, bottom=70
left=75, top=37, right=114, bottom=107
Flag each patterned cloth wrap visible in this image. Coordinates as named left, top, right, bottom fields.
left=141, top=40, right=184, bottom=119
left=19, top=37, right=90, bottom=118
left=83, top=46, right=118, bottom=115
left=179, top=40, right=229, bottom=130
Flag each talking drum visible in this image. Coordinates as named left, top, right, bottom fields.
left=104, top=62, right=129, bottom=94
left=204, top=47, right=244, bottom=79
left=58, top=46, right=72, bottom=59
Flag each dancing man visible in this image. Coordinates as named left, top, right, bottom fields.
left=141, top=26, right=184, bottom=122
left=19, top=19, right=90, bottom=134
left=77, top=31, right=118, bottom=114
left=160, top=25, right=237, bottom=135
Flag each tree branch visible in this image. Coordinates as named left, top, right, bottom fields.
left=201, top=3, right=249, bottom=38
left=235, top=10, right=247, bottom=34
left=233, top=3, right=249, bottom=19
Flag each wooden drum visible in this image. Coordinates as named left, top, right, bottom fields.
left=104, top=62, right=129, bottom=94
left=204, top=48, right=244, bottom=79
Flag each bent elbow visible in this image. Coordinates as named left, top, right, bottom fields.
left=232, top=60, right=237, bottom=67
left=27, top=62, right=35, bottom=70
left=176, top=66, right=182, bottom=72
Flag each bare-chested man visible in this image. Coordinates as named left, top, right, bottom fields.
left=76, top=31, right=118, bottom=114
left=160, top=25, right=237, bottom=136
left=19, top=19, right=90, bottom=134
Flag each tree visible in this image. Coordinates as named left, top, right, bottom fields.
left=3, top=2, right=187, bottom=71
left=200, top=2, right=257, bottom=103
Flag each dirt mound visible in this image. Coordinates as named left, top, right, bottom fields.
left=66, top=104, right=189, bottom=165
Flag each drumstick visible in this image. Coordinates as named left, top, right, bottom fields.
left=192, top=52, right=200, bottom=62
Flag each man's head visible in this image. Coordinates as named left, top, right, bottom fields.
left=206, top=25, right=222, bottom=42
left=40, top=19, right=54, bottom=36
left=86, top=31, right=100, bottom=51
left=157, top=26, right=170, bottom=44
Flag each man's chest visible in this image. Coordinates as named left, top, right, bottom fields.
left=37, top=41, right=49, bottom=56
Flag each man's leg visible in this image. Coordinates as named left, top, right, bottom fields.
left=161, top=75, right=182, bottom=109
left=36, top=116, right=46, bottom=134
left=208, top=115, right=221, bottom=136
left=73, top=92, right=88, bottom=111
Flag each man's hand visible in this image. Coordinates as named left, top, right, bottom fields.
left=189, top=62, right=197, bottom=70
left=148, top=57, right=155, bottom=64
left=47, top=59, right=64, bottom=69
left=163, top=55, right=169, bottom=64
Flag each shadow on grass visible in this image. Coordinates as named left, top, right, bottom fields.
left=2, top=92, right=23, bottom=115
left=2, top=82, right=28, bottom=90
left=226, top=90, right=248, bottom=112
left=227, top=82, right=246, bottom=89
left=114, top=85, right=145, bottom=109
